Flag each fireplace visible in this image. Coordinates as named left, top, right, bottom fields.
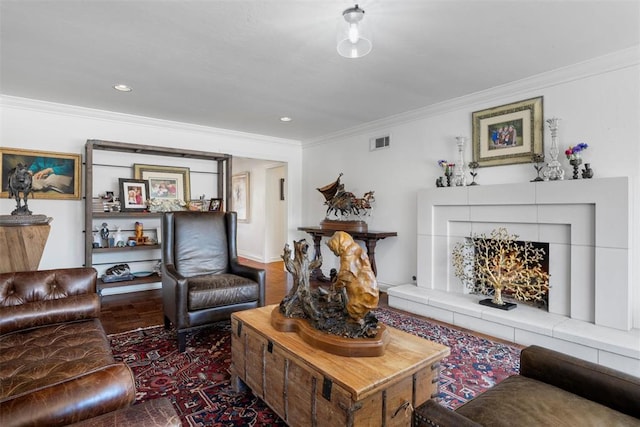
left=387, top=177, right=639, bottom=376
left=453, top=230, right=550, bottom=310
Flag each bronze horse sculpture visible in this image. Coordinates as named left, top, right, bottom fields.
left=317, top=174, right=375, bottom=219
left=7, top=163, right=33, bottom=215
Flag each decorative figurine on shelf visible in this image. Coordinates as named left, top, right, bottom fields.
left=99, top=222, right=110, bottom=248
left=7, top=163, right=33, bottom=216
left=531, top=153, right=545, bottom=182
left=92, top=227, right=102, bottom=248
left=565, top=142, right=588, bottom=180
left=135, top=221, right=144, bottom=243
left=114, top=227, right=125, bottom=247
left=582, top=163, right=594, bottom=179
left=468, top=161, right=480, bottom=186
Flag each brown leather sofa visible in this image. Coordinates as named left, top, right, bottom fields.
left=0, top=268, right=136, bottom=427
left=414, top=345, right=640, bottom=427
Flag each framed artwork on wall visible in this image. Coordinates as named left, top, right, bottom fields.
left=0, top=147, right=81, bottom=199
left=231, top=172, right=250, bottom=223
left=472, top=96, right=543, bottom=167
left=119, top=178, right=149, bottom=212
left=133, top=164, right=190, bottom=202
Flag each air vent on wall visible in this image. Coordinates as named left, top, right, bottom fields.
left=369, top=134, right=390, bottom=151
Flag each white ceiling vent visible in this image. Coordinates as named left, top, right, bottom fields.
left=369, top=134, right=390, bottom=151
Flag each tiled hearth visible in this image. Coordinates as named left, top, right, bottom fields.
left=388, top=177, right=639, bottom=376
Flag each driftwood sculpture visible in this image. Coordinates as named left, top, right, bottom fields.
left=279, top=232, right=379, bottom=338
left=7, top=163, right=33, bottom=215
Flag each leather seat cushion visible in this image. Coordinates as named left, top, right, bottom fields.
left=456, top=375, right=640, bottom=427
left=187, top=274, right=259, bottom=311
left=0, top=318, right=115, bottom=400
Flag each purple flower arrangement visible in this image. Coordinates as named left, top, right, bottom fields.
left=565, top=142, right=588, bottom=160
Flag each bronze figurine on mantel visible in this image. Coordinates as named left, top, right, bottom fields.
left=271, top=231, right=388, bottom=357
left=316, top=173, right=375, bottom=233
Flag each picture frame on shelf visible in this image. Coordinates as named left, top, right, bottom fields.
left=472, top=96, right=543, bottom=167
left=231, top=172, right=250, bottom=223
left=0, top=147, right=81, bottom=199
left=208, top=198, right=223, bottom=212
left=119, top=178, right=149, bottom=212
left=188, top=199, right=205, bottom=211
left=133, top=164, right=190, bottom=202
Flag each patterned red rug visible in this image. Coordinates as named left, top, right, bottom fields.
left=109, top=307, right=521, bottom=426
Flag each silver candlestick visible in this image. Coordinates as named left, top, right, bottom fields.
left=454, top=136, right=467, bottom=186
left=543, top=117, right=565, bottom=181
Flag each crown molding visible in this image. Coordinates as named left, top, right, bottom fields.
left=302, top=46, right=640, bottom=147
left=0, top=95, right=302, bottom=147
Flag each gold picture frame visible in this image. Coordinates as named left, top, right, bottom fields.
left=472, top=96, right=543, bottom=167
left=231, top=172, right=250, bottom=223
left=133, top=164, right=190, bottom=202
left=0, top=147, right=81, bottom=199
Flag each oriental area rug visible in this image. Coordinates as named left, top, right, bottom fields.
left=109, top=307, right=521, bottom=426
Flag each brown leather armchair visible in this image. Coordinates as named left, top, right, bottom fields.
left=162, top=211, right=265, bottom=352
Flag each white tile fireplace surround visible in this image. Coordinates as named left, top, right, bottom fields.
left=388, top=177, right=640, bottom=376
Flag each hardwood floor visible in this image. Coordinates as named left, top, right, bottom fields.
left=100, top=258, right=521, bottom=349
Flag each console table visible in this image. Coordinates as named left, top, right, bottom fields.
left=298, top=227, right=397, bottom=279
left=231, top=306, right=449, bottom=427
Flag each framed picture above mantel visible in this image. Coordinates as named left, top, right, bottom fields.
left=472, top=96, right=543, bottom=167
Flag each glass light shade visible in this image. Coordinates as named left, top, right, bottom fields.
left=337, top=5, right=372, bottom=59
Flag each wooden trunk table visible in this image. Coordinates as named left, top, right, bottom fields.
left=230, top=306, right=450, bottom=427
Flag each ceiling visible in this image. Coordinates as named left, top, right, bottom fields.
left=1, top=1, right=638, bottom=142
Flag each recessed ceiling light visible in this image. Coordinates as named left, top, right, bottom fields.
left=113, top=84, right=132, bottom=92
left=280, top=116, right=292, bottom=122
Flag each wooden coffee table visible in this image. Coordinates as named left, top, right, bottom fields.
left=231, top=305, right=450, bottom=427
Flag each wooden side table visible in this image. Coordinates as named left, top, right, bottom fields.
left=298, top=226, right=397, bottom=279
left=231, top=306, right=449, bottom=427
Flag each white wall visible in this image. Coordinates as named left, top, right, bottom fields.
left=0, top=97, right=303, bottom=269
left=232, top=157, right=286, bottom=262
left=301, top=48, right=640, bottom=327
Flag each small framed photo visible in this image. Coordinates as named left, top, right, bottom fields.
left=119, top=178, right=149, bottom=212
left=208, top=198, right=223, bottom=212
left=472, top=96, right=543, bottom=167
left=188, top=199, right=205, bottom=211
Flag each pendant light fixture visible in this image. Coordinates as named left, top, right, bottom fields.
left=337, top=4, right=372, bottom=59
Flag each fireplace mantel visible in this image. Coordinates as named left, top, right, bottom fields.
left=388, top=177, right=639, bottom=376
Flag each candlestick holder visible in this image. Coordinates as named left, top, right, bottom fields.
left=543, top=118, right=565, bottom=181
left=453, top=136, right=467, bottom=186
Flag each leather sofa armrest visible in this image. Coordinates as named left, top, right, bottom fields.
left=229, top=261, right=265, bottom=306
left=520, top=345, right=640, bottom=418
left=0, top=363, right=135, bottom=427
left=414, top=400, right=482, bottom=427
